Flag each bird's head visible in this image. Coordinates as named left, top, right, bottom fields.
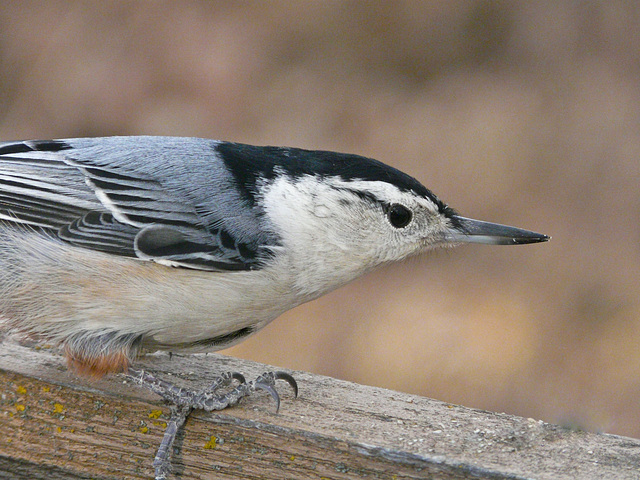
left=252, top=147, right=548, bottom=297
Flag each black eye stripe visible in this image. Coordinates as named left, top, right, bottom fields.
left=386, top=203, right=413, bottom=228
left=334, top=187, right=416, bottom=228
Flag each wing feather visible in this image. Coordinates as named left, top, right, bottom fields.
left=0, top=139, right=264, bottom=271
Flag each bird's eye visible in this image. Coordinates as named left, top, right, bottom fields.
left=387, top=203, right=413, bottom=228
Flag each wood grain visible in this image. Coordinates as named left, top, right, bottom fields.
left=1, top=339, right=639, bottom=479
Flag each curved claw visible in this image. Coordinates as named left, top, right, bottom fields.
left=254, top=381, right=281, bottom=413
left=208, top=372, right=246, bottom=391
left=274, top=371, right=298, bottom=398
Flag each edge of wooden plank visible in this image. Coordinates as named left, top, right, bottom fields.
left=1, top=339, right=640, bottom=479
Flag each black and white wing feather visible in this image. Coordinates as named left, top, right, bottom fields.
left=0, top=140, right=100, bottom=228
left=0, top=138, right=272, bottom=271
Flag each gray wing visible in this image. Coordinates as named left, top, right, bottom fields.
left=0, top=138, right=266, bottom=271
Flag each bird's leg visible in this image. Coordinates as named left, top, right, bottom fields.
left=125, top=368, right=298, bottom=479
left=153, top=404, right=191, bottom=480
left=126, top=369, right=247, bottom=407
left=191, top=371, right=298, bottom=412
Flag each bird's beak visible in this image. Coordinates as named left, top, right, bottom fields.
left=444, top=215, right=550, bottom=245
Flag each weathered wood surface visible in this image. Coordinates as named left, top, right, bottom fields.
left=1, top=339, right=639, bottom=480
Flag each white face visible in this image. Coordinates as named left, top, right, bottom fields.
left=260, top=174, right=453, bottom=298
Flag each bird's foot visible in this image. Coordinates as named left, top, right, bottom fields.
left=125, top=368, right=298, bottom=479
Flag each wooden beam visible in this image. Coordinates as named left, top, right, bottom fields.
left=1, top=339, right=639, bottom=479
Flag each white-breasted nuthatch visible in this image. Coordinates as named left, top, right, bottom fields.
left=0, top=136, right=548, bottom=477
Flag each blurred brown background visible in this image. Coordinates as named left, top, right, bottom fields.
left=1, top=1, right=639, bottom=437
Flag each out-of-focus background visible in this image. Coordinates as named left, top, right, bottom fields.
left=1, top=1, right=639, bottom=437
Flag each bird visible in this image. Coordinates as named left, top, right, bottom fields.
left=0, top=136, right=549, bottom=478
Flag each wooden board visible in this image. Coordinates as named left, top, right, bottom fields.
left=1, top=339, right=639, bottom=479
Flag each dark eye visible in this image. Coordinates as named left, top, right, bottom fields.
left=387, top=203, right=413, bottom=228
